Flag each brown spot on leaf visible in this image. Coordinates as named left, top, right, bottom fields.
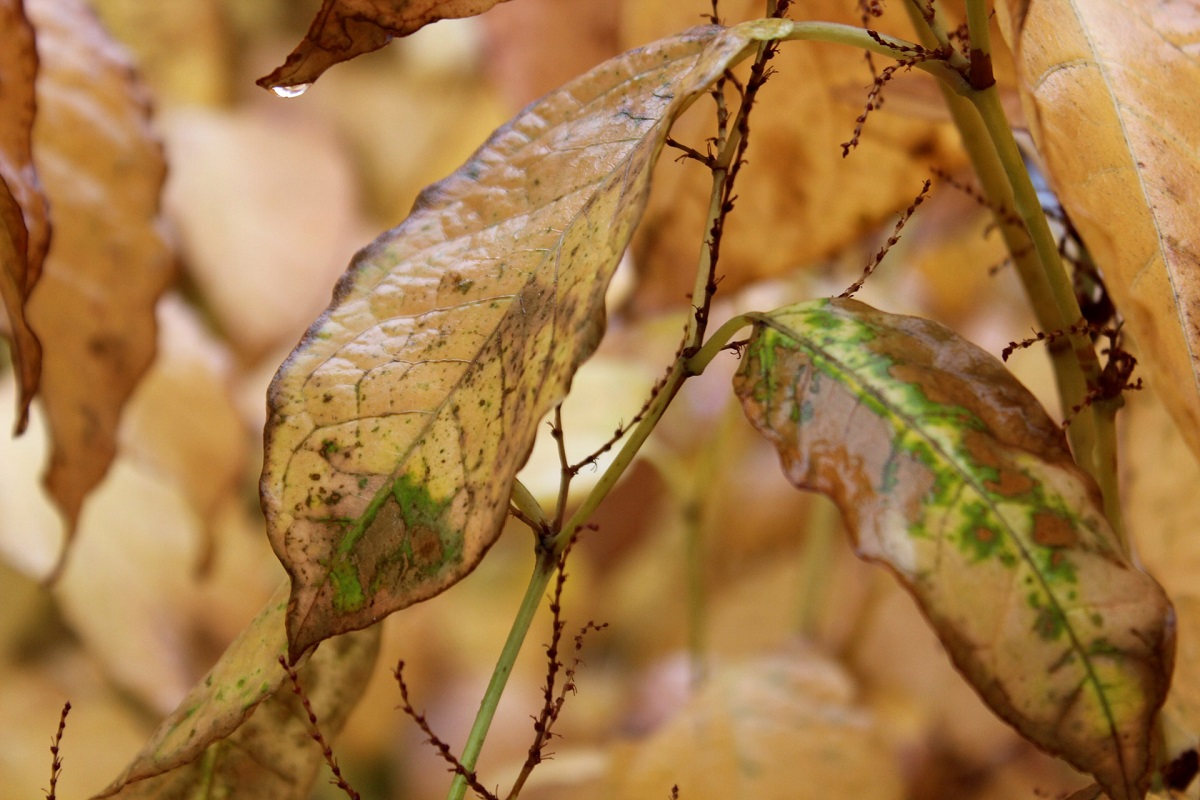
left=985, top=467, right=1035, bottom=497
left=1032, top=512, right=1078, bottom=548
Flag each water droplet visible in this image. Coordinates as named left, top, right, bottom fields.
left=271, top=82, right=311, bottom=99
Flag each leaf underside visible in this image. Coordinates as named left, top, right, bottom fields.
left=261, top=19, right=798, bottom=659
left=733, top=298, right=1173, bottom=800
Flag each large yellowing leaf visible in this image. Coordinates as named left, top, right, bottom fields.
left=732, top=298, right=1174, bottom=800
left=261, top=19, right=799, bottom=659
left=257, top=0, right=513, bottom=95
left=996, top=0, right=1200, bottom=462
left=24, top=0, right=174, bottom=564
left=0, top=0, right=48, bottom=434
left=95, top=582, right=381, bottom=799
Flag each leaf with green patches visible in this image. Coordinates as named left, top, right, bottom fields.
left=732, top=297, right=1174, bottom=800
left=95, top=581, right=381, bottom=799
left=260, top=19, right=799, bottom=659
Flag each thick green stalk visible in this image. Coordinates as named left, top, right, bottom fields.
left=903, top=2, right=1124, bottom=542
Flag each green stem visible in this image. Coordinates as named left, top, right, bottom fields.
left=902, top=3, right=1124, bottom=540
left=446, top=549, right=558, bottom=800
left=779, top=22, right=969, bottom=89
left=686, top=314, right=754, bottom=375
left=968, top=90, right=1096, bottom=378
left=554, top=359, right=687, bottom=552
left=905, top=0, right=955, bottom=51
left=1090, top=399, right=1129, bottom=552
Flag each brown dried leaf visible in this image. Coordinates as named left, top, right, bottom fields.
left=258, top=0, right=512, bottom=94
left=733, top=298, right=1174, bottom=800
left=0, top=0, right=49, bottom=433
left=261, top=20, right=801, bottom=660
left=996, top=0, right=1200, bottom=461
left=95, top=583, right=381, bottom=799
left=24, top=0, right=174, bottom=565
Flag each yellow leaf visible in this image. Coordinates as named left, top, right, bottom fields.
left=24, top=0, right=175, bottom=571
left=118, top=296, right=245, bottom=564
left=260, top=20, right=804, bottom=660
left=997, top=0, right=1200, bottom=462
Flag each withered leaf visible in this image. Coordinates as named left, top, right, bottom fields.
left=733, top=298, right=1174, bottom=800
left=257, top=0, right=513, bottom=95
left=24, top=0, right=175, bottom=569
left=261, top=19, right=799, bottom=659
left=0, top=0, right=49, bottom=433
left=95, top=583, right=382, bottom=799
left=996, top=0, right=1200, bottom=462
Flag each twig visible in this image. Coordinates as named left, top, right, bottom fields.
left=842, top=49, right=946, bottom=156
left=931, top=166, right=1023, bottom=227
left=568, top=328, right=688, bottom=476
left=505, top=540, right=608, bottom=798
left=839, top=179, right=932, bottom=298
left=279, top=656, right=361, bottom=800
left=45, top=701, right=70, bottom=800
left=394, top=661, right=499, bottom=800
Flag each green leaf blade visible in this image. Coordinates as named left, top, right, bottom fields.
left=733, top=297, right=1173, bottom=800
left=261, top=20, right=797, bottom=659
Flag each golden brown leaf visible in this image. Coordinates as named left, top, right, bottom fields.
left=0, top=0, right=48, bottom=433
left=23, top=0, right=174, bottom=567
left=261, top=20, right=804, bottom=660
left=997, top=0, right=1200, bottom=461
left=258, top=0, right=513, bottom=94
left=733, top=298, right=1174, bottom=800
